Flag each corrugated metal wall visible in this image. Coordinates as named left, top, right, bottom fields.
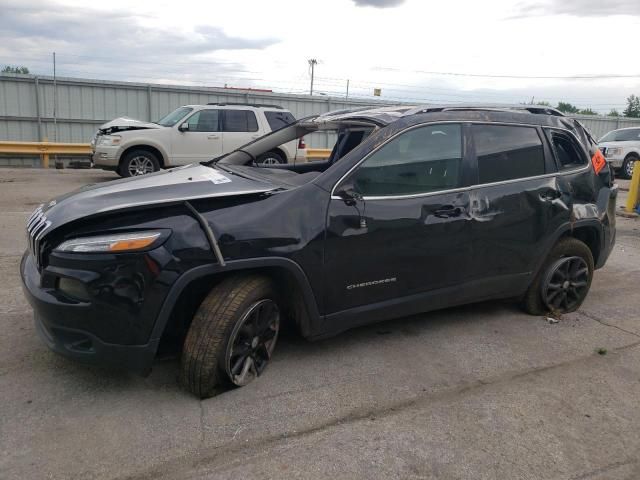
left=0, top=73, right=398, bottom=149
left=2, top=72, right=640, bottom=147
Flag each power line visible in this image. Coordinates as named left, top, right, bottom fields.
left=374, top=66, right=640, bottom=80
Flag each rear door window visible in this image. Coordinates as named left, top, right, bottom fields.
left=223, top=110, right=259, bottom=132
left=264, top=111, right=296, bottom=131
left=473, top=124, right=545, bottom=184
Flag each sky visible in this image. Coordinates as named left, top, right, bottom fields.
left=1, top=0, right=639, bottom=113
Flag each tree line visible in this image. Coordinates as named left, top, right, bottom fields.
left=535, top=95, right=640, bottom=118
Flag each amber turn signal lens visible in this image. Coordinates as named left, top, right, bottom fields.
left=55, top=231, right=162, bottom=253
left=109, top=236, right=159, bottom=252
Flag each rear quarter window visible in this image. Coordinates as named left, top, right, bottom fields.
left=547, top=130, right=588, bottom=170
left=264, top=111, right=296, bottom=131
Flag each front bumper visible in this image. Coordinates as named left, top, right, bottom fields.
left=20, top=252, right=158, bottom=374
left=92, top=145, right=121, bottom=168
left=605, top=156, right=624, bottom=169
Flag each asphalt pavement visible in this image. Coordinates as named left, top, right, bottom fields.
left=1, top=168, right=639, bottom=480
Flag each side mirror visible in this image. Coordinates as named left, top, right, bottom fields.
left=178, top=122, right=189, bottom=132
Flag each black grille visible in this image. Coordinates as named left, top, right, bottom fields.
left=26, top=205, right=51, bottom=269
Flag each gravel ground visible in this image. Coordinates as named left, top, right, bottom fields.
left=0, top=168, right=639, bottom=480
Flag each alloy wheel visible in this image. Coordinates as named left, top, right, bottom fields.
left=225, top=299, right=280, bottom=386
left=261, top=157, right=280, bottom=165
left=128, top=156, right=155, bottom=176
left=542, top=256, right=589, bottom=312
left=625, top=159, right=636, bottom=178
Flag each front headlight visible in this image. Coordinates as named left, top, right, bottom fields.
left=606, top=147, right=623, bottom=157
left=55, top=231, right=162, bottom=253
left=98, top=135, right=121, bottom=146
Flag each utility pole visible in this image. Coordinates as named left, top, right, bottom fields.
left=308, top=58, right=317, bottom=96
left=53, top=52, right=57, bottom=143
left=53, top=51, right=61, bottom=168
left=346, top=79, right=349, bottom=99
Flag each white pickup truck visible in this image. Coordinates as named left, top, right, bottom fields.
left=598, top=127, right=640, bottom=179
left=92, top=103, right=307, bottom=177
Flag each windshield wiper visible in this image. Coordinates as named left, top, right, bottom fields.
left=214, top=163, right=256, bottom=181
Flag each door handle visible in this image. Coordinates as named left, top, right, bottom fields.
left=207, top=134, right=220, bottom=139
left=540, top=190, right=561, bottom=201
left=434, top=205, right=463, bottom=218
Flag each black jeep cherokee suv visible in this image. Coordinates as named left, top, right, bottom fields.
left=21, top=104, right=617, bottom=398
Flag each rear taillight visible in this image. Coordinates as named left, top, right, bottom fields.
left=298, top=138, right=306, bottom=149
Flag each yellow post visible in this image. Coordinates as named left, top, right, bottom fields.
left=41, top=136, right=49, bottom=168
left=626, top=163, right=640, bottom=213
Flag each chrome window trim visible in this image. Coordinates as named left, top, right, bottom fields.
left=330, top=120, right=591, bottom=201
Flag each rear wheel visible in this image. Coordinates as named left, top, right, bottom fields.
left=181, top=275, right=280, bottom=398
left=620, top=154, right=637, bottom=179
left=522, top=237, right=594, bottom=315
left=257, top=151, right=284, bottom=165
left=119, top=150, right=160, bottom=177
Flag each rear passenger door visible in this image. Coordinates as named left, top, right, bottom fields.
left=221, top=109, right=261, bottom=153
left=467, top=123, right=564, bottom=292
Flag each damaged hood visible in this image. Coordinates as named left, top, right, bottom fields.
left=30, top=164, right=277, bottom=238
left=98, top=117, right=163, bottom=134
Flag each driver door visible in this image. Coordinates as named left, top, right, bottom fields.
left=323, top=123, right=474, bottom=316
left=170, top=109, right=223, bottom=164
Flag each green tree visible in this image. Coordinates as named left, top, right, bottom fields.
left=577, top=108, right=598, bottom=116
left=608, top=109, right=620, bottom=117
left=536, top=101, right=552, bottom=107
left=623, top=94, right=640, bottom=118
left=556, top=102, right=580, bottom=114
left=1, top=65, right=29, bottom=74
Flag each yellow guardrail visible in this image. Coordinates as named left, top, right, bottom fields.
left=0, top=141, right=92, bottom=168
left=0, top=141, right=331, bottom=167
left=306, top=148, right=332, bottom=160
left=626, top=164, right=640, bottom=214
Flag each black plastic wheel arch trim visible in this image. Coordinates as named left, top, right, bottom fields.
left=148, top=256, right=321, bottom=344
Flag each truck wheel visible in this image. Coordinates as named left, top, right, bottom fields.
left=119, top=150, right=160, bottom=177
left=620, top=154, right=637, bottom=179
left=257, top=151, right=284, bottom=165
left=181, top=275, right=281, bottom=399
left=522, top=238, right=594, bottom=316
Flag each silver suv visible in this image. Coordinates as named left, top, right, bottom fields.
left=92, top=104, right=307, bottom=177
left=598, top=127, right=640, bottom=179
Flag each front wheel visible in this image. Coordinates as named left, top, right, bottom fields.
left=620, top=155, right=637, bottom=179
left=181, top=275, right=280, bottom=398
left=119, top=150, right=160, bottom=177
left=522, top=238, right=594, bottom=315
left=256, top=151, right=284, bottom=165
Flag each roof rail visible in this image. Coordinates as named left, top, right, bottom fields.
left=406, top=104, right=565, bottom=117
left=206, top=103, right=283, bottom=109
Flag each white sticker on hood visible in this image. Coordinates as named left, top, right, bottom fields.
left=206, top=170, right=232, bottom=184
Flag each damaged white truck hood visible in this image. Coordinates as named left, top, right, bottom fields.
left=98, top=117, right=163, bottom=134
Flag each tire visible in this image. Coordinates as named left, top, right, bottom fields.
left=181, top=275, right=281, bottom=399
left=257, top=151, right=284, bottom=165
left=522, top=237, right=594, bottom=316
left=620, top=154, right=638, bottom=180
left=119, top=150, right=160, bottom=177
